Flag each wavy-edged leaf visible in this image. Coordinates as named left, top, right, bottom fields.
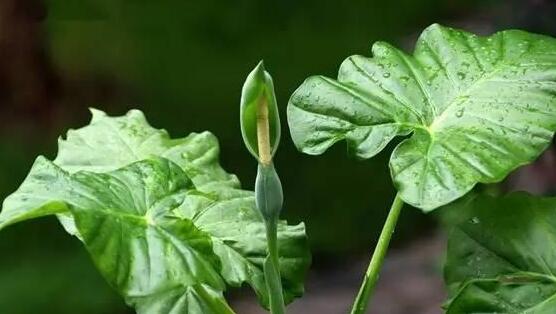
left=0, top=109, right=311, bottom=309
left=54, top=108, right=239, bottom=190
left=174, top=186, right=310, bottom=306
left=53, top=109, right=310, bottom=306
left=443, top=193, right=556, bottom=313
left=288, top=24, right=556, bottom=210
left=52, top=109, right=239, bottom=235
left=0, top=157, right=73, bottom=229
left=2, top=157, right=233, bottom=313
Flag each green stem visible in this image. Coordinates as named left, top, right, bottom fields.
left=264, top=219, right=285, bottom=314
left=350, top=193, right=404, bottom=314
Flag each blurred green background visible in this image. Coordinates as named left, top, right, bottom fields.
left=1, top=0, right=555, bottom=313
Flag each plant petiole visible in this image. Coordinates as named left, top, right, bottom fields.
left=350, top=193, right=404, bottom=314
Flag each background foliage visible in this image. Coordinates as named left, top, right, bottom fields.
left=1, top=0, right=555, bottom=312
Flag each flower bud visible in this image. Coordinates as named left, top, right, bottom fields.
left=240, top=61, right=281, bottom=164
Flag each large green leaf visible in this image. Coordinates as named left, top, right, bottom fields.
left=173, top=185, right=309, bottom=306
left=287, top=24, right=556, bottom=211
left=52, top=109, right=239, bottom=235
left=53, top=109, right=309, bottom=306
left=0, top=109, right=310, bottom=309
left=443, top=193, right=556, bottom=313
left=54, top=108, right=239, bottom=190
left=3, top=157, right=232, bottom=313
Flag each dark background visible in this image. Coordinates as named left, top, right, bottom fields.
left=1, top=0, right=555, bottom=313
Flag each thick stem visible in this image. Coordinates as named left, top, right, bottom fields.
left=256, top=90, right=285, bottom=313
left=350, top=193, right=404, bottom=314
left=264, top=219, right=285, bottom=314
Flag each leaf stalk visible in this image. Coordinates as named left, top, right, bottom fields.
left=350, top=193, right=404, bottom=314
left=264, top=218, right=286, bottom=314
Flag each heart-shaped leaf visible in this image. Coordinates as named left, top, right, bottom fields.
left=3, top=157, right=232, bottom=313
left=0, top=109, right=310, bottom=310
left=443, top=192, right=556, bottom=313
left=287, top=24, right=556, bottom=210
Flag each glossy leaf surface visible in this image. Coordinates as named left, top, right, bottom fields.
left=288, top=24, right=556, bottom=210
left=52, top=109, right=239, bottom=235
left=0, top=157, right=73, bottom=229
left=0, top=109, right=310, bottom=310
left=173, top=185, right=308, bottom=306
left=444, top=193, right=556, bottom=313
left=4, top=158, right=231, bottom=313
left=54, top=108, right=239, bottom=190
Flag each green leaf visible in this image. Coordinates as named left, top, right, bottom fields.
left=51, top=108, right=239, bottom=235
left=54, top=108, right=239, bottom=190
left=287, top=23, right=556, bottom=211
left=0, top=109, right=310, bottom=309
left=71, top=158, right=235, bottom=313
left=134, top=284, right=235, bottom=314
left=173, top=185, right=309, bottom=306
left=443, top=193, right=556, bottom=313
left=0, top=157, right=72, bottom=229
left=3, top=157, right=232, bottom=313
left=240, top=61, right=281, bottom=161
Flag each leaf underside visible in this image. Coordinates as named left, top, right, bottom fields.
left=443, top=193, right=556, bottom=313
left=287, top=23, right=556, bottom=211
left=0, top=109, right=310, bottom=313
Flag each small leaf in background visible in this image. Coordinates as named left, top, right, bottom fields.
left=442, top=192, right=556, bottom=313
left=287, top=24, right=556, bottom=211
left=240, top=61, right=281, bottom=162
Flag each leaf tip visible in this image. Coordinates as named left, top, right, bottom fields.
left=247, top=60, right=268, bottom=86
left=256, top=59, right=265, bottom=71
left=89, top=107, right=106, bottom=122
